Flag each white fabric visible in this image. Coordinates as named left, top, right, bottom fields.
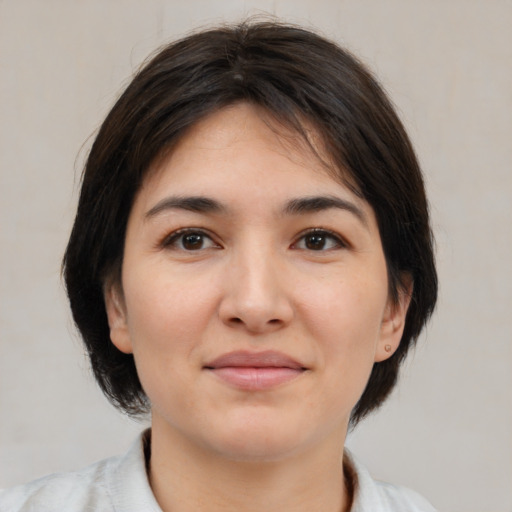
left=348, top=455, right=437, bottom=511
left=0, top=432, right=437, bottom=512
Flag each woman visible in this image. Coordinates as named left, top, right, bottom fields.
left=1, top=21, right=438, bottom=511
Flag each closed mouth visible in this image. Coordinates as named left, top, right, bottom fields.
left=204, top=350, right=307, bottom=390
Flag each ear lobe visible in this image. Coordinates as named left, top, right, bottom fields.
left=104, top=283, right=133, bottom=354
left=374, top=276, right=413, bottom=363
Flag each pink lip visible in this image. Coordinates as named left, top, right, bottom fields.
left=204, top=351, right=307, bottom=391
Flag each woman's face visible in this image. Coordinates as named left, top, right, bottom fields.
left=105, top=103, right=408, bottom=461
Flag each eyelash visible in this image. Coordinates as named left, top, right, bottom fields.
left=160, top=228, right=220, bottom=251
left=292, top=228, right=347, bottom=251
left=160, top=228, right=347, bottom=252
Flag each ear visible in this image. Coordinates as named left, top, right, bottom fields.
left=374, top=275, right=413, bottom=363
left=104, top=282, right=133, bottom=354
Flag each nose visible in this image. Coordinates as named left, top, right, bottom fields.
left=218, top=247, right=294, bottom=334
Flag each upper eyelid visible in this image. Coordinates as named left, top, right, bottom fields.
left=160, top=227, right=219, bottom=247
left=158, top=226, right=348, bottom=248
left=294, top=228, right=348, bottom=245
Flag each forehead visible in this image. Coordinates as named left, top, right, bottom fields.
left=143, top=103, right=355, bottom=198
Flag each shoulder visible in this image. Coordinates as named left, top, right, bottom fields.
left=0, top=454, right=118, bottom=512
left=0, top=431, right=161, bottom=512
left=346, top=451, right=437, bottom=512
left=373, top=480, right=437, bottom=512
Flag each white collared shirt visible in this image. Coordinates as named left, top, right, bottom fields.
left=0, top=431, right=437, bottom=512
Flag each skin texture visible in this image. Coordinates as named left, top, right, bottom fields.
left=105, top=103, right=410, bottom=512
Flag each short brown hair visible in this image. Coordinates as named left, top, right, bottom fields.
left=63, top=20, right=437, bottom=424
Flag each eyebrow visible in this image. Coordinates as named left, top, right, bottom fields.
left=283, top=195, right=368, bottom=226
left=145, top=196, right=226, bottom=219
left=145, top=194, right=367, bottom=226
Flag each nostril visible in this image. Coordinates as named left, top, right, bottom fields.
left=228, top=317, right=281, bottom=328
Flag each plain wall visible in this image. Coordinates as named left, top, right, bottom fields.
left=1, top=1, right=511, bottom=511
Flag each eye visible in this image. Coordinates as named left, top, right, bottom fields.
left=162, top=229, right=220, bottom=251
left=293, top=229, right=346, bottom=251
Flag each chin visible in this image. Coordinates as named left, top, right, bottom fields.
left=212, top=435, right=302, bottom=463
left=204, top=413, right=316, bottom=463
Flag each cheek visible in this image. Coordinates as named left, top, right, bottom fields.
left=304, top=272, right=386, bottom=335
left=122, top=268, right=218, bottom=360
left=120, top=271, right=216, bottom=411
left=298, top=272, right=388, bottom=372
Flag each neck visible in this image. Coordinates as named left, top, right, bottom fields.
left=148, top=420, right=351, bottom=512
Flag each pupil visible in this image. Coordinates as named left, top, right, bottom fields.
left=306, top=234, right=325, bottom=250
left=183, top=234, right=203, bottom=250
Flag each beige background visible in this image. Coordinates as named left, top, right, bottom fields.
left=1, top=1, right=511, bottom=511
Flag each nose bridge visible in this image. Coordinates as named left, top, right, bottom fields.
left=219, top=235, right=293, bottom=332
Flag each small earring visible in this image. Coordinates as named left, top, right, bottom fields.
left=384, top=344, right=392, bottom=353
